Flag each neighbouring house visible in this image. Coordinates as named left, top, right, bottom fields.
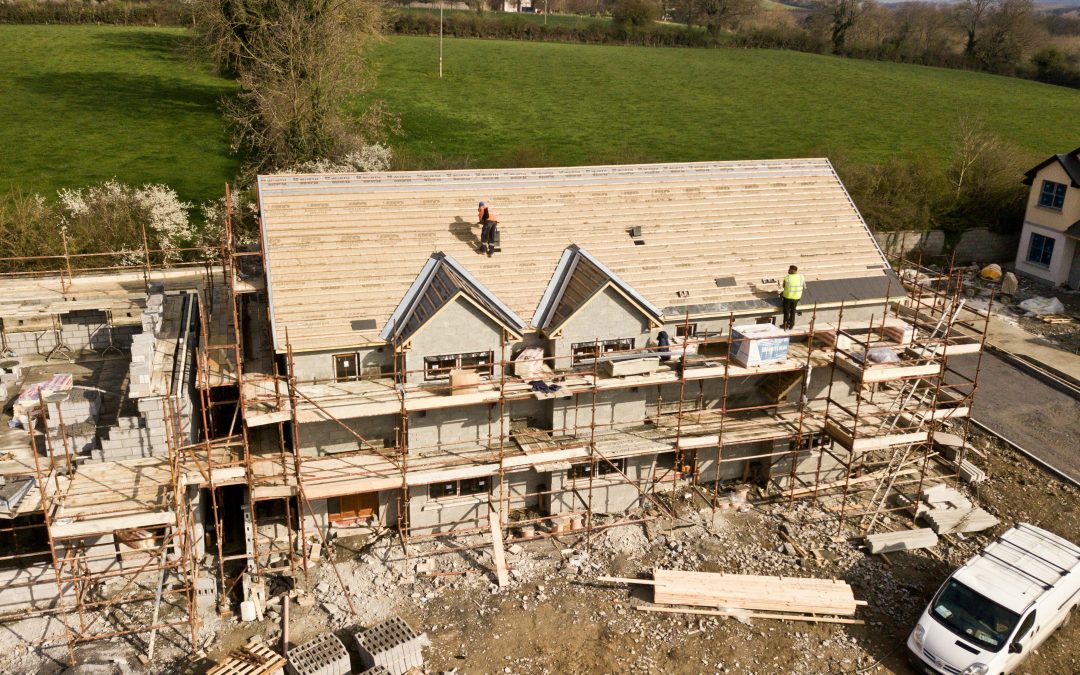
left=1016, top=146, right=1080, bottom=289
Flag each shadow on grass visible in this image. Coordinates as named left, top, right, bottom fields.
left=91, top=28, right=190, bottom=62
left=13, top=70, right=230, bottom=119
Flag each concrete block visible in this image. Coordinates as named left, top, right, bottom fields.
left=287, top=633, right=350, bottom=675
left=601, top=356, right=659, bottom=378
left=355, top=616, right=429, bottom=675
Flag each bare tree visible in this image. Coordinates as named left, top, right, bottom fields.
left=953, top=0, right=996, bottom=58
left=191, top=0, right=395, bottom=175
left=678, top=0, right=762, bottom=35
left=974, top=0, right=1041, bottom=71
left=812, top=0, right=869, bottom=52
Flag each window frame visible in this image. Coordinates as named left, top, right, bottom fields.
left=423, top=350, right=495, bottom=381
left=1026, top=232, right=1055, bottom=268
left=570, top=337, right=636, bottom=366
left=1038, top=180, right=1067, bottom=210
left=334, top=352, right=359, bottom=382
left=428, top=477, right=491, bottom=500
left=675, top=323, right=698, bottom=339
left=567, top=457, right=627, bottom=480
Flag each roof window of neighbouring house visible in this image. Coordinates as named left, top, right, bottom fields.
left=1039, top=180, right=1067, bottom=210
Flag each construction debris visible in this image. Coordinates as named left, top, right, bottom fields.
left=865, top=528, right=939, bottom=554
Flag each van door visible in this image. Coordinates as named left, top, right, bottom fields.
left=1004, top=609, right=1037, bottom=671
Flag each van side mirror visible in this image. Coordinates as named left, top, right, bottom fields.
left=1009, top=642, right=1023, bottom=654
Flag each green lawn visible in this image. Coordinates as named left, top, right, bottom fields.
left=0, top=25, right=236, bottom=204
left=3, top=26, right=1080, bottom=205
left=368, top=36, right=1080, bottom=169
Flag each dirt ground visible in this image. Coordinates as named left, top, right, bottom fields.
left=159, top=424, right=1078, bottom=675
left=965, top=268, right=1080, bottom=356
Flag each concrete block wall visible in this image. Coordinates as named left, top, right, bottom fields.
left=403, top=296, right=510, bottom=385
left=953, top=227, right=1020, bottom=265
left=297, top=416, right=397, bottom=458
left=408, top=483, right=493, bottom=536
left=292, top=346, right=393, bottom=384
left=1, top=310, right=140, bottom=357
left=549, top=285, right=652, bottom=370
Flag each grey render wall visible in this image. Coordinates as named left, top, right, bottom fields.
left=550, top=286, right=652, bottom=369
left=403, top=296, right=512, bottom=384
left=292, top=345, right=393, bottom=383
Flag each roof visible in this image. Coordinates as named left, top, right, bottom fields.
left=380, top=252, right=526, bottom=343
left=533, top=245, right=663, bottom=333
left=953, top=522, right=1080, bottom=614
left=257, top=159, right=891, bottom=353
left=1066, top=219, right=1080, bottom=239
left=1023, top=146, right=1080, bottom=187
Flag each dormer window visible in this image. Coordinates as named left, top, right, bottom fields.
left=423, top=350, right=494, bottom=380
left=1039, top=180, right=1066, bottom=210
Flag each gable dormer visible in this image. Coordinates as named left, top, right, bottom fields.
left=383, top=253, right=525, bottom=383
left=534, top=245, right=663, bottom=368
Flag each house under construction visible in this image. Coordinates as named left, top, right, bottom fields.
left=0, top=159, right=991, bottom=662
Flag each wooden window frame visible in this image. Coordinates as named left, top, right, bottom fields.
left=567, top=458, right=626, bottom=480
left=334, top=352, right=359, bottom=382
left=570, top=337, right=635, bottom=366
left=423, top=350, right=495, bottom=381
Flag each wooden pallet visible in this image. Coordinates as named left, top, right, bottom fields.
left=1038, top=314, right=1076, bottom=324
left=207, top=638, right=286, bottom=675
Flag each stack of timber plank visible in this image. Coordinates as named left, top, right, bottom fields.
left=602, top=569, right=863, bottom=623
left=866, top=528, right=938, bottom=554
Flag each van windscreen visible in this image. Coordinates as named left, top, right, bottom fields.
left=930, top=579, right=1021, bottom=652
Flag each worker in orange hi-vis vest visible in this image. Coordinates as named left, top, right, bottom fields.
left=779, top=264, right=805, bottom=330
left=477, top=201, right=499, bottom=256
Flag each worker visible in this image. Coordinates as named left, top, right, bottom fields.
left=779, top=264, right=805, bottom=330
left=477, top=201, right=499, bottom=256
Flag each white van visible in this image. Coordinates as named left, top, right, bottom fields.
left=907, top=522, right=1080, bottom=675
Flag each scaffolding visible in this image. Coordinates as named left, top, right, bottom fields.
left=0, top=192, right=994, bottom=662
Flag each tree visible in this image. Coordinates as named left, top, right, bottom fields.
left=953, top=0, right=996, bottom=58
left=811, top=0, right=869, bottom=52
left=191, top=0, right=395, bottom=175
left=611, top=0, right=659, bottom=31
left=973, top=0, right=1041, bottom=72
left=679, top=0, right=762, bottom=35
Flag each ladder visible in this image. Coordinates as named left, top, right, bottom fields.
left=859, top=300, right=965, bottom=531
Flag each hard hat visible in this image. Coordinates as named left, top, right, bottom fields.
left=478, top=201, right=486, bottom=207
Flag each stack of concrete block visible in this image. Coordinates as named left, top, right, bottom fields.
left=128, top=331, right=157, bottom=399
left=355, top=616, right=430, bottom=675
left=358, top=668, right=391, bottom=675
left=0, top=357, right=21, bottom=402
left=286, top=633, right=350, bottom=675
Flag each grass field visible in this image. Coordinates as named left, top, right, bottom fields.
left=3, top=26, right=1080, bottom=206
left=369, top=36, right=1080, bottom=169
left=0, top=25, right=236, bottom=204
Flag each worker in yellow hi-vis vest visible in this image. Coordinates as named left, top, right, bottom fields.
left=779, top=265, right=805, bottom=330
